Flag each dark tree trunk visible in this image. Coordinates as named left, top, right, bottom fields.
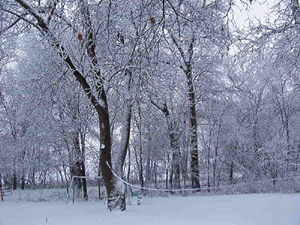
left=229, top=161, right=234, bottom=184
left=166, top=166, right=169, bottom=189
left=71, top=130, right=88, bottom=200
left=99, top=107, right=125, bottom=210
left=127, top=147, right=131, bottom=183
left=21, top=175, right=25, bottom=190
left=12, top=170, right=17, bottom=190
left=154, top=161, right=158, bottom=188
left=135, top=106, right=144, bottom=188
left=139, top=148, right=144, bottom=188
left=186, top=63, right=200, bottom=189
left=169, top=166, right=173, bottom=189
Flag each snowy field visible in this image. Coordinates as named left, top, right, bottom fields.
left=1, top=190, right=300, bottom=225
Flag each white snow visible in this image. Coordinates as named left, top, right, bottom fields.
left=1, top=191, right=300, bottom=225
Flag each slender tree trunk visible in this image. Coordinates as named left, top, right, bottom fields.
left=213, top=123, right=221, bottom=187
left=170, top=135, right=181, bottom=190
left=229, top=161, right=234, bottom=184
left=154, top=161, right=158, bottom=188
left=134, top=144, right=144, bottom=188
left=166, top=166, right=169, bottom=189
left=170, top=32, right=200, bottom=189
left=115, top=105, right=132, bottom=177
left=136, top=106, right=144, bottom=188
left=72, top=129, right=88, bottom=200
left=115, top=68, right=132, bottom=178
left=150, top=101, right=182, bottom=189
left=207, top=146, right=210, bottom=192
left=169, top=166, right=173, bottom=189
left=182, top=150, right=188, bottom=189
left=145, top=132, right=152, bottom=186
left=186, top=63, right=200, bottom=189
left=127, top=147, right=131, bottom=183
left=139, top=147, right=144, bottom=188
left=57, top=169, right=64, bottom=186
left=31, top=171, right=36, bottom=188
left=97, top=167, right=102, bottom=199
left=21, top=174, right=25, bottom=190
left=12, top=169, right=17, bottom=190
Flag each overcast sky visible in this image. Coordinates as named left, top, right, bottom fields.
left=232, top=0, right=274, bottom=29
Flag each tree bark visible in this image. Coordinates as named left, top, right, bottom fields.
left=185, top=63, right=200, bottom=189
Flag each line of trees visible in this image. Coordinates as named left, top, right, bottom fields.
left=0, top=0, right=299, bottom=210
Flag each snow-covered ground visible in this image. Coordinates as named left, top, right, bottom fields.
left=1, top=190, right=300, bottom=225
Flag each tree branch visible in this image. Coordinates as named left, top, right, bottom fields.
left=0, top=18, right=22, bottom=35
left=14, top=0, right=49, bottom=32
left=14, top=0, right=106, bottom=116
left=0, top=7, right=40, bottom=31
left=169, top=31, right=187, bottom=64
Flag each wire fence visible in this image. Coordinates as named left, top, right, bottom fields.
left=65, top=163, right=300, bottom=204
